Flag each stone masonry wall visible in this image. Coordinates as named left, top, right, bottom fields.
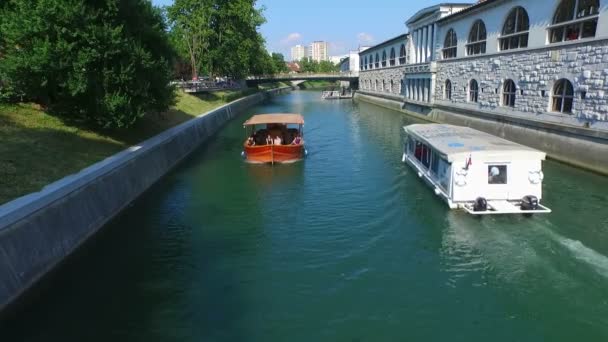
left=359, top=66, right=407, bottom=96
left=434, top=39, right=608, bottom=129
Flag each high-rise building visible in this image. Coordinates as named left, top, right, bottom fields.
left=309, top=41, right=328, bottom=62
left=290, top=45, right=306, bottom=61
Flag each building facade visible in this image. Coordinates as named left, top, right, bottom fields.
left=358, top=0, right=608, bottom=174
left=359, top=0, right=608, bottom=129
left=309, top=41, right=329, bottom=62
left=290, top=45, right=306, bottom=62
left=359, top=34, right=409, bottom=96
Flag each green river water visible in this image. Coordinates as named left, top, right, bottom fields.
left=2, top=91, right=608, bottom=341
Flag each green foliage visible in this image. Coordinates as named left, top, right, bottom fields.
left=271, top=53, right=289, bottom=74
left=298, top=58, right=339, bottom=73
left=168, top=0, right=268, bottom=79
left=0, top=0, right=176, bottom=128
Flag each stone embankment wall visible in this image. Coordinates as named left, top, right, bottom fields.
left=0, top=87, right=291, bottom=314
left=355, top=91, right=608, bottom=175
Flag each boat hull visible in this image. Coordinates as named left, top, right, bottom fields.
left=244, top=144, right=304, bottom=163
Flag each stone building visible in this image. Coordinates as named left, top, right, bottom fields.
left=358, top=0, right=608, bottom=174
left=359, top=34, right=409, bottom=97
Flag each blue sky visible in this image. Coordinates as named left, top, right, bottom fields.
left=151, top=0, right=432, bottom=58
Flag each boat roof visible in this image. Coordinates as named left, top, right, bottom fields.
left=404, top=124, right=545, bottom=161
left=244, top=113, right=304, bottom=126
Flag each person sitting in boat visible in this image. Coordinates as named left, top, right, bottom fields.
left=247, top=134, right=255, bottom=146
left=273, top=135, right=282, bottom=145
left=291, top=134, right=302, bottom=145
left=266, top=134, right=272, bottom=145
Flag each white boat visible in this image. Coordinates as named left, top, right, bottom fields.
left=402, top=124, right=551, bottom=215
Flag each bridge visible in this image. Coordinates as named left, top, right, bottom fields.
left=246, top=72, right=359, bottom=87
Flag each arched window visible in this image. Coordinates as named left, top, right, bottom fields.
left=375, top=53, right=380, bottom=68
left=399, top=44, right=406, bottom=64
left=469, top=79, right=479, bottom=102
left=550, top=0, right=599, bottom=43
left=445, top=79, right=452, bottom=100
left=500, top=7, right=529, bottom=50
left=390, top=80, right=394, bottom=93
left=502, top=79, right=517, bottom=107
left=369, top=55, right=374, bottom=69
left=375, top=79, right=378, bottom=91
left=467, top=20, right=487, bottom=55
left=443, top=29, right=457, bottom=59
left=363, top=56, right=367, bottom=70
left=389, top=47, right=396, bottom=66
left=552, top=79, right=574, bottom=113
left=381, top=50, right=387, bottom=67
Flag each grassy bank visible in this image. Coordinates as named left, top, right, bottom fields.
left=0, top=87, right=272, bottom=205
left=298, top=80, right=339, bottom=90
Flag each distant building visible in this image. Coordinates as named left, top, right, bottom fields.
left=286, top=62, right=301, bottom=74
left=329, top=55, right=348, bottom=65
left=290, top=45, right=307, bottom=62
left=309, top=41, right=329, bottom=62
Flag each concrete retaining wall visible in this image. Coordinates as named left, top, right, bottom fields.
left=0, top=87, right=291, bottom=313
left=355, top=91, right=608, bottom=175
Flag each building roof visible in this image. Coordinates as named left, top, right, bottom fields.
left=406, top=3, right=473, bottom=25
left=244, top=114, right=304, bottom=126
left=358, top=33, right=409, bottom=55
left=436, top=0, right=501, bottom=24
left=286, top=62, right=300, bottom=73
left=404, top=124, right=545, bottom=161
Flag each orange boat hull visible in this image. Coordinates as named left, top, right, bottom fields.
left=244, top=144, right=304, bottom=163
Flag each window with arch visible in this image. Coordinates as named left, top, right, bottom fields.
left=381, top=50, right=387, bottom=67
left=375, top=79, right=378, bottom=91
left=550, top=0, right=599, bottom=43
left=469, top=79, right=479, bottom=102
left=375, top=53, right=380, bottom=68
left=445, top=79, right=453, bottom=100
left=389, top=47, right=396, bottom=66
left=399, top=44, right=406, bottom=64
left=363, top=56, right=367, bottom=70
left=502, top=79, right=517, bottom=107
left=500, top=7, right=529, bottom=51
left=390, top=80, right=394, bottom=93
left=369, top=55, right=374, bottom=69
left=552, top=79, right=574, bottom=113
left=443, top=29, right=457, bottom=59
left=467, top=20, right=487, bottom=55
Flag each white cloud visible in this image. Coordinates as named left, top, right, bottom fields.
left=281, top=32, right=302, bottom=45
left=357, top=32, right=375, bottom=45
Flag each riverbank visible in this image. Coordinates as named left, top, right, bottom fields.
left=355, top=91, right=608, bottom=176
left=0, top=86, right=286, bottom=205
left=0, top=86, right=292, bottom=316
left=298, top=80, right=339, bottom=90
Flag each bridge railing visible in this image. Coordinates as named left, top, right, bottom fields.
left=246, top=72, right=359, bottom=80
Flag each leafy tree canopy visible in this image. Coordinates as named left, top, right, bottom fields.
left=0, top=0, right=176, bottom=128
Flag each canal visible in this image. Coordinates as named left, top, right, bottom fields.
left=3, top=91, right=608, bottom=341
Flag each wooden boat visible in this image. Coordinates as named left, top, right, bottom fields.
left=402, top=124, right=551, bottom=215
left=242, top=113, right=305, bottom=164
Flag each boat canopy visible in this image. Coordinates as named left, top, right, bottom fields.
left=404, top=124, right=545, bottom=162
left=244, top=113, right=304, bottom=126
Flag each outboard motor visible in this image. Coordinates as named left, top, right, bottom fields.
left=473, top=197, right=488, bottom=212
left=521, top=195, right=539, bottom=211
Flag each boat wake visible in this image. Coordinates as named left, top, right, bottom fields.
left=557, top=236, right=608, bottom=279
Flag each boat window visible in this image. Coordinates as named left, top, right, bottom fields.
left=488, top=165, right=508, bottom=184
left=430, top=152, right=439, bottom=175
left=437, top=158, right=451, bottom=191
left=414, top=140, right=431, bottom=169
left=407, top=136, right=415, bottom=153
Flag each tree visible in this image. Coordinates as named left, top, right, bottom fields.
left=271, top=53, right=289, bottom=74
left=0, top=0, right=176, bottom=128
left=167, top=0, right=214, bottom=79
left=168, top=0, right=267, bottom=80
